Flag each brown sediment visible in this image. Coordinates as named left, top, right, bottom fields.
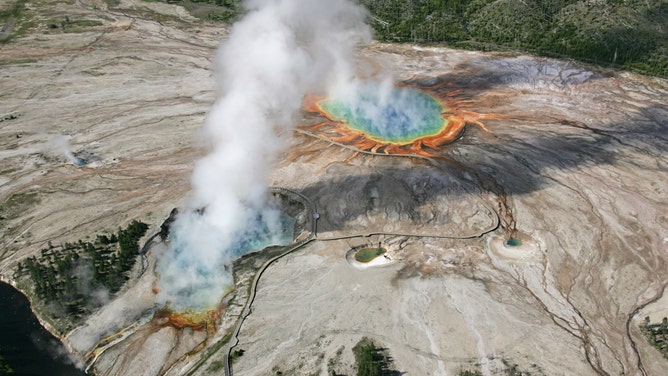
left=153, top=306, right=222, bottom=335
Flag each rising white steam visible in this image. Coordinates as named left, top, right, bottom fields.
left=48, top=135, right=85, bottom=166
left=157, top=0, right=370, bottom=310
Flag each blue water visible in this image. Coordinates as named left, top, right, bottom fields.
left=320, top=83, right=446, bottom=143
left=226, top=212, right=295, bottom=258
left=162, top=208, right=297, bottom=309
left=0, top=282, right=87, bottom=376
left=506, top=238, right=522, bottom=247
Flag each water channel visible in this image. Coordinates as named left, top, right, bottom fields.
left=0, top=281, right=86, bottom=375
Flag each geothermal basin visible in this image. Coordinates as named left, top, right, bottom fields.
left=319, top=83, right=447, bottom=144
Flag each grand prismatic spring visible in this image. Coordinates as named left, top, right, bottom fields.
left=303, top=81, right=498, bottom=157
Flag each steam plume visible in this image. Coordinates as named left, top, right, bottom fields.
left=48, top=135, right=85, bottom=166
left=157, top=0, right=370, bottom=310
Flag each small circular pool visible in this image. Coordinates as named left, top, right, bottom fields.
left=505, top=237, right=522, bottom=247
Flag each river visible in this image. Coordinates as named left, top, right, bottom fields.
left=0, top=281, right=87, bottom=375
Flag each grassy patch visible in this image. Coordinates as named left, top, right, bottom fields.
left=0, top=57, right=37, bottom=65
left=0, top=0, right=32, bottom=43
left=69, top=19, right=104, bottom=27
left=207, top=359, right=224, bottom=372
left=0, top=191, right=39, bottom=223
left=0, top=0, right=26, bottom=19
left=459, top=360, right=534, bottom=376
left=187, top=332, right=232, bottom=376
left=103, top=0, right=121, bottom=8
left=145, top=0, right=242, bottom=23
left=42, top=17, right=104, bottom=33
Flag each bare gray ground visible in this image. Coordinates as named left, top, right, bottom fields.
left=1, top=1, right=667, bottom=376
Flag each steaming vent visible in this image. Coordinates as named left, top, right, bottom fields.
left=72, top=155, right=86, bottom=166
left=319, top=81, right=447, bottom=144
left=161, top=190, right=310, bottom=250
left=157, top=0, right=371, bottom=311
left=71, top=150, right=102, bottom=167
left=157, top=188, right=313, bottom=310
left=303, top=78, right=498, bottom=158
left=49, top=135, right=104, bottom=167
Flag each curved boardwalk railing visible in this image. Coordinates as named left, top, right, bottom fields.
left=219, top=129, right=506, bottom=376
left=222, top=187, right=319, bottom=376
left=223, top=237, right=316, bottom=376
left=222, top=185, right=500, bottom=375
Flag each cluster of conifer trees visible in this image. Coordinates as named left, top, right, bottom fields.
left=351, top=338, right=399, bottom=376
left=173, top=0, right=668, bottom=76
left=359, top=0, right=667, bottom=77
left=641, top=316, right=668, bottom=359
left=15, top=220, right=148, bottom=320
left=151, top=0, right=667, bottom=76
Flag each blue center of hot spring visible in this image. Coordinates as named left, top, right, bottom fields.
left=320, top=83, right=446, bottom=144
left=229, top=212, right=295, bottom=257
left=506, top=238, right=522, bottom=247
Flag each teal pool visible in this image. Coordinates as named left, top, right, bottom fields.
left=320, top=83, right=446, bottom=144
left=506, top=237, right=522, bottom=247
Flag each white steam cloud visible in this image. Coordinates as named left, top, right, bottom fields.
left=327, top=80, right=445, bottom=142
left=157, top=0, right=371, bottom=310
left=48, top=135, right=85, bottom=166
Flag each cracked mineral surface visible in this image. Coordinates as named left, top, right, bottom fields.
left=1, top=1, right=667, bottom=376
